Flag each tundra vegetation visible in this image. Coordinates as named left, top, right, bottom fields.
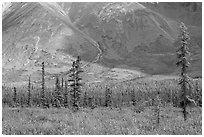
left=2, top=23, right=202, bottom=135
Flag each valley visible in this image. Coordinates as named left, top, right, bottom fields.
left=2, top=2, right=202, bottom=86
left=2, top=2, right=202, bottom=135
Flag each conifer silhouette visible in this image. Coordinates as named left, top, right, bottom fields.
left=105, top=87, right=112, bottom=107
left=27, top=76, right=31, bottom=107
left=68, top=56, right=83, bottom=111
left=64, top=80, right=69, bottom=108
left=13, top=87, right=17, bottom=107
left=176, top=22, right=191, bottom=121
left=41, top=62, right=45, bottom=107
left=54, top=75, right=63, bottom=108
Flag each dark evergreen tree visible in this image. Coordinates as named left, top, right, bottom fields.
left=54, top=75, right=63, bottom=108
left=64, top=80, right=69, bottom=108
left=154, top=90, right=162, bottom=126
left=41, top=62, right=45, bottom=107
left=27, top=76, right=31, bottom=107
left=130, top=89, right=136, bottom=106
left=68, top=56, right=83, bottom=111
left=83, top=91, right=88, bottom=107
left=105, top=87, right=112, bottom=107
left=13, top=87, right=17, bottom=107
left=20, top=93, right=24, bottom=108
left=56, top=75, right=60, bottom=90
left=176, top=22, right=191, bottom=121
left=61, top=77, right=64, bottom=90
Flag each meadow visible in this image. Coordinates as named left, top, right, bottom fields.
left=2, top=106, right=202, bottom=135
left=2, top=76, right=202, bottom=135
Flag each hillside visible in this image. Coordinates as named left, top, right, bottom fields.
left=2, top=2, right=202, bottom=85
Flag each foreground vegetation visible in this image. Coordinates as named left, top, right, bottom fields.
left=2, top=77, right=202, bottom=135
left=2, top=105, right=202, bottom=135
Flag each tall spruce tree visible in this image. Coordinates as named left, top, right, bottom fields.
left=68, top=56, right=83, bottom=111
left=41, top=62, right=45, bottom=107
left=27, top=76, right=31, bottom=107
left=176, top=22, right=191, bottom=121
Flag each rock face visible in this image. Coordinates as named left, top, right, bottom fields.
left=2, top=2, right=202, bottom=84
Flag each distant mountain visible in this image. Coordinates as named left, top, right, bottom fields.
left=2, top=2, right=202, bottom=85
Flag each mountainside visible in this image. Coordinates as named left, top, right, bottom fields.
left=2, top=2, right=202, bottom=85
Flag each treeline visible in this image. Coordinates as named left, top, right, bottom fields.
left=2, top=53, right=202, bottom=115
left=2, top=75, right=202, bottom=111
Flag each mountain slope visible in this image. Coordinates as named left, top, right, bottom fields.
left=2, top=2, right=202, bottom=85
left=68, top=2, right=201, bottom=75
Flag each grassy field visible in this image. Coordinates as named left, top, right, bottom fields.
left=2, top=106, right=202, bottom=135
left=2, top=76, right=202, bottom=135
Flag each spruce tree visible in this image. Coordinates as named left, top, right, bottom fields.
left=83, top=91, right=88, bottom=107
left=130, top=89, right=136, bottom=106
left=176, top=22, right=191, bottom=121
left=54, top=75, right=63, bottom=108
left=61, top=77, right=64, bottom=90
left=13, top=87, right=17, bottom=107
left=68, top=56, right=83, bottom=111
left=20, top=93, right=24, bottom=108
left=27, top=76, right=31, bottom=107
left=64, top=80, right=69, bottom=108
left=105, top=87, right=112, bottom=107
left=41, top=62, right=45, bottom=107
